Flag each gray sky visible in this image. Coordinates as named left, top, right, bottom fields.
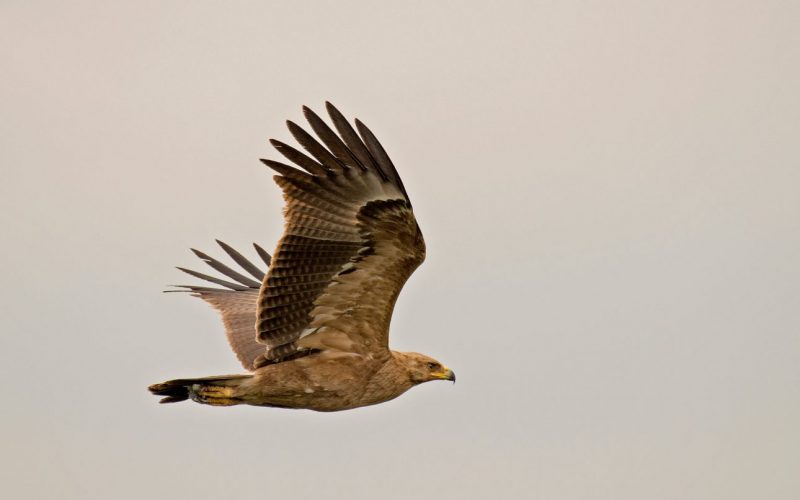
left=2, top=1, right=799, bottom=499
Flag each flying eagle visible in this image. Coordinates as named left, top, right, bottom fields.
left=149, top=103, right=454, bottom=411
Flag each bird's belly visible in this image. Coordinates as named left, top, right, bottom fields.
left=239, top=358, right=383, bottom=411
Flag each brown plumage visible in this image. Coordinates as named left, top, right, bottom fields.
left=149, top=103, right=454, bottom=411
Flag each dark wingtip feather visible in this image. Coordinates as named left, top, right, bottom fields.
left=325, top=103, right=375, bottom=173
left=303, top=104, right=361, bottom=170
left=269, top=139, right=326, bottom=175
left=175, top=267, right=249, bottom=291
left=353, top=119, right=390, bottom=182
left=286, top=119, right=345, bottom=173
left=189, top=248, right=261, bottom=288
left=260, top=158, right=305, bottom=178
left=354, top=118, right=409, bottom=200
left=189, top=248, right=208, bottom=260
left=253, top=243, right=272, bottom=267
left=215, top=239, right=266, bottom=281
left=267, top=140, right=328, bottom=176
left=324, top=100, right=341, bottom=117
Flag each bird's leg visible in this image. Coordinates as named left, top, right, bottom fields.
left=191, top=383, right=240, bottom=406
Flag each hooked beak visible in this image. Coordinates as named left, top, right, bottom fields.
left=434, top=367, right=456, bottom=384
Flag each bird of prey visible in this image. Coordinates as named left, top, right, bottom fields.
left=149, top=103, right=454, bottom=411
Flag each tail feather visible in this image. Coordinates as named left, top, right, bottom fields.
left=148, top=375, right=252, bottom=405
left=148, top=379, right=194, bottom=403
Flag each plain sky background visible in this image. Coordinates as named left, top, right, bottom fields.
left=2, top=1, right=798, bottom=499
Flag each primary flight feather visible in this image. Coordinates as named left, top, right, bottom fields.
left=149, top=103, right=454, bottom=411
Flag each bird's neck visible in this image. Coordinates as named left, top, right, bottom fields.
left=360, top=352, right=415, bottom=406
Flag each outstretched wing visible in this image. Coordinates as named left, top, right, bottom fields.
left=169, top=240, right=271, bottom=371
left=255, top=103, right=425, bottom=365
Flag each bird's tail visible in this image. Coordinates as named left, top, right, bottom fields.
left=148, top=374, right=253, bottom=405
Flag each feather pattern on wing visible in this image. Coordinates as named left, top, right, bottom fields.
left=255, top=102, right=425, bottom=365
left=168, top=241, right=271, bottom=371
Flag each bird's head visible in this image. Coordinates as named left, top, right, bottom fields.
left=398, top=352, right=456, bottom=384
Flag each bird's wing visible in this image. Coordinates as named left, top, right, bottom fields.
left=169, top=240, right=271, bottom=371
left=255, top=102, right=425, bottom=365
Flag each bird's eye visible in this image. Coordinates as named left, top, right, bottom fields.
left=427, top=362, right=438, bottom=370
